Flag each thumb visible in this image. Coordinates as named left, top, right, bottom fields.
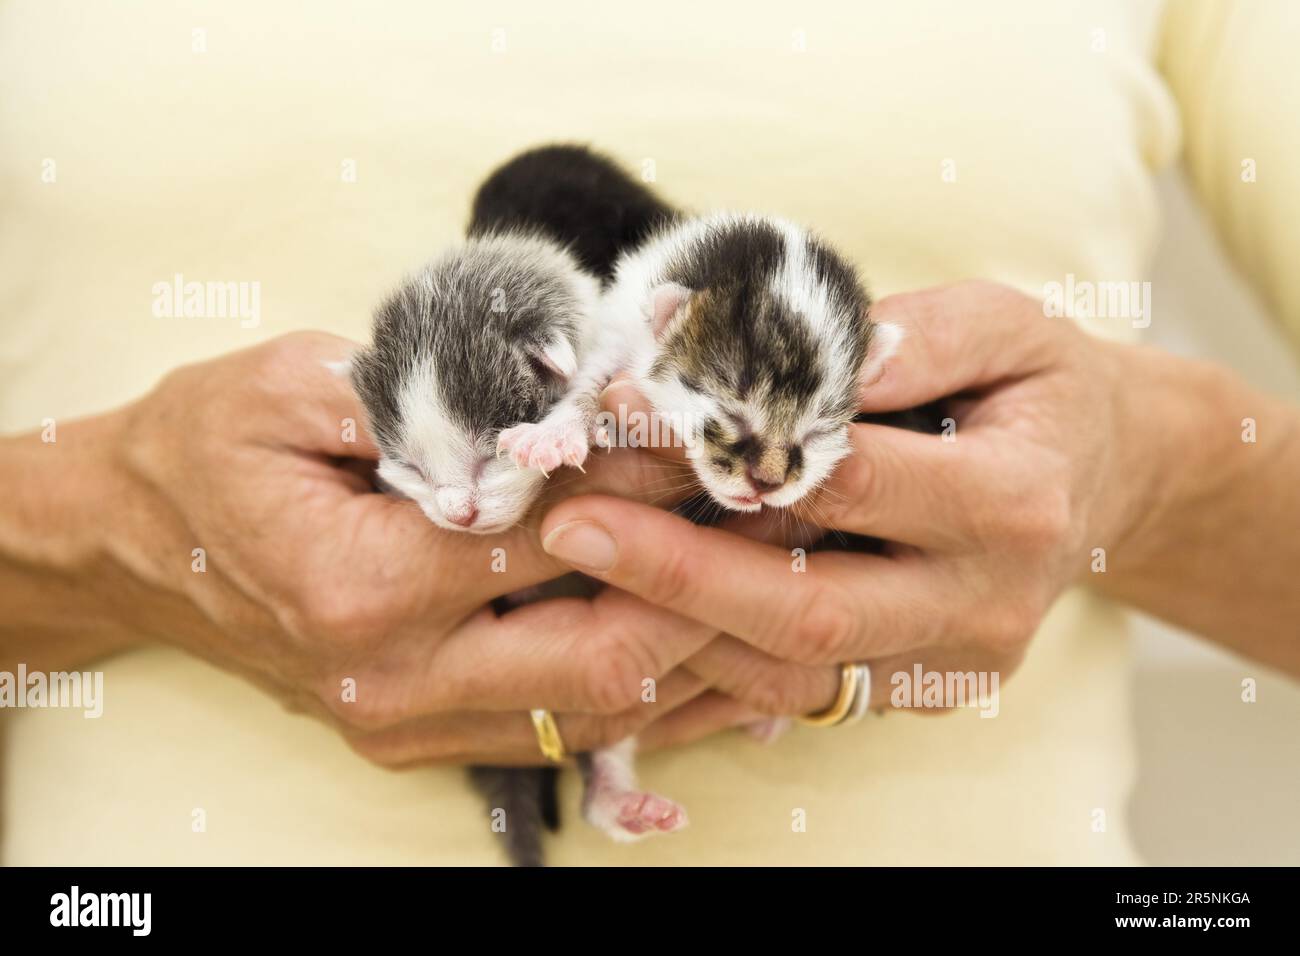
left=538, top=494, right=810, bottom=647
left=859, top=280, right=1060, bottom=413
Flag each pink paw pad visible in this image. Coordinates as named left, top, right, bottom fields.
left=497, top=419, right=590, bottom=475
left=616, top=791, right=688, bottom=836
left=585, top=787, right=688, bottom=842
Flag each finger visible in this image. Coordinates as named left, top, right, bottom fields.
left=538, top=495, right=954, bottom=664
left=421, top=593, right=717, bottom=714
left=637, top=691, right=766, bottom=751
left=787, top=422, right=976, bottom=548
left=321, top=440, right=702, bottom=613
left=866, top=645, right=1023, bottom=717
left=426, top=445, right=703, bottom=600
left=683, top=635, right=841, bottom=716
left=860, top=281, right=1062, bottom=413
left=542, top=445, right=700, bottom=515
left=454, top=690, right=761, bottom=764
left=347, top=668, right=712, bottom=767
left=719, top=506, right=831, bottom=549
left=685, top=640, right=1011, bottom=721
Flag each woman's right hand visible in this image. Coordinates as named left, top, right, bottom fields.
left=0, top=332, right=753, bottom=766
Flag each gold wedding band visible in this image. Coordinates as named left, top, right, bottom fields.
left=797, top=662, right=872, bottom=728
left=529, top=708, right=567, bottom=763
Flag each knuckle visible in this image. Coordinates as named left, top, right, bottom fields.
left=345, top=729, right=453, bottom=770
left=978, top=600, right=1039, bottom=653
left=1010, top=485, right=1073, bottom=555
left=744, top=676, right=807, bottom=717
left=647, top=545, right=697, bottom=611
left=788, top=583, right=858, bottom=665
left=251, top=334, right=303, bottom=380
left=318, top=677, right=404, bottom=731
left=974, top=471, right=1072, bottom=556
left=260, top=330, right=324, bottom=366
left=581, top=639, right=651, bottom=715
left=250, top=332, right=336, bottom=399
left=344, top=732, right=407, bottom=769
left=289, top=581, right=389, bottom=650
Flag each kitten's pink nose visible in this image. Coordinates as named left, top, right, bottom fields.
left=745, top=467, right=784, bottom=494
left=444, top=505, right=479, bottom=528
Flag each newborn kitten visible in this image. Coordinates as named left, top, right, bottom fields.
left=350, top=231, right=599, bottom=534
left=499, top=186, right=902, bottom=521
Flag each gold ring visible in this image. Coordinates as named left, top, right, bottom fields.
left=798, top=662, right=871, bottom=727
left=529, top=708, right=567, bottom=762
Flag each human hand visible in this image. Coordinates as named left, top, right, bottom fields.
left=0, top=332, right=756, bottom=765
left=538, top=281, right=1154, bottom=716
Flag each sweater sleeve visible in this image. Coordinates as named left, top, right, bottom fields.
left=1159, top=0, right=1300, bottom=352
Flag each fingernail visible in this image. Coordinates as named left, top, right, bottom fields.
left=542, top=520, right=617, bottom=572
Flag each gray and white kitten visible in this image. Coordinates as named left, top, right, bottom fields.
left=350, top=232, right=599, bottom=534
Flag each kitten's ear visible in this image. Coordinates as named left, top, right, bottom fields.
left=859, top=321, right=904, bottom=388
left=645, top=282, right=692, bottom=340
left=529, top=336, right=578, bottom=380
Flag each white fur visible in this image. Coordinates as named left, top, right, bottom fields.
left=377, top=233, right=606, bottom=534
left=620, top=214, right=869, bottom=512
left=581, top=737, right=688, bottom=842
left=379, top=364, right=546, bottom=534
left=860, top=320, right=904, bottom=387
left=499, top=213, right=886, bottom=518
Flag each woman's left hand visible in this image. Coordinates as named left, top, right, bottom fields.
left=537, top=282, right=1151, bottom=716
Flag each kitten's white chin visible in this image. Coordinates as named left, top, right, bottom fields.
left=695, top=470, right=763, bottom=513
left=459, top=522, right=513, bottom=535
left=753, top=482, right=811, bottom=509
left=713, top=492, right=763, bottom=513
left=419, top=503, right=519, bottom=535
left=697, top=468, right=820, bottom=513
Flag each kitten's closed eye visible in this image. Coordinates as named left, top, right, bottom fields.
left=391, top=459, right=430, bottom=483
left=800, top=424, right=840, bottom=444
left=723, top=411, right=752, bottom=437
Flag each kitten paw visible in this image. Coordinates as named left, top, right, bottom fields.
left=498, top=418, right=590, bottom=475
left=584, top=788, right=689, bottom=842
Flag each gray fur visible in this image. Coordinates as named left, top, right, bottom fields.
left=351, top=232, right=592, bottom=455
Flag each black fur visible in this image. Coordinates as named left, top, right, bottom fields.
left=663, top=217, right=787, bottom=291
left=467, top=766, right=560, bottom=868
left=470, top=145, right=676, bottom=282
